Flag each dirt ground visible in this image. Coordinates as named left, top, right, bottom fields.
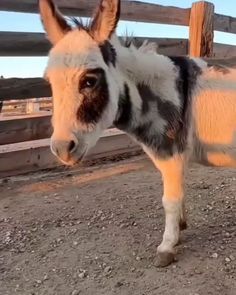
left=0, top=154, right=235, bottom=295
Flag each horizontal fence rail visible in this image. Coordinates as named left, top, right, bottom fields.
left=1, top=55, right=236, bottom=102
left=0, top=78, right=51, bottom=100
left=0, top=0, right=190, bottom=26
left=0, top=129, right=141, bottom=177
left=0, top=0, right=236, bottom=34
left=0, top=114, right=52, bottom=145
left=0, top=34, right=189, bottom=57
left=1, top=33, right=236, bottom=58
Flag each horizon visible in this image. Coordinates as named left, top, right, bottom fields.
left=0, top=0, right=236, bottom=78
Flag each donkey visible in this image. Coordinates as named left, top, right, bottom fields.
left=39, top=0, right=236, bottom=266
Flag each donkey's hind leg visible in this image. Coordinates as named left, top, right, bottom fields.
left=148, top=152, right=186, bottom=267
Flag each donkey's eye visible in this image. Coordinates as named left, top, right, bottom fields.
left=81, top=76, right=98, bottom=90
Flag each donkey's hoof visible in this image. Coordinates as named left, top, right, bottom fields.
left=179, top=220, right=188, bottom=231
left=154, top=251, right=176, bottom=267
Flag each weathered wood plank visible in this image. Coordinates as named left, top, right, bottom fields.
left=0, top=32, right=188, bottom=57
left=1, top=1, right=236, bottom=34
left=0, top=78, right=51, bottom=100
left=213, top=43, right=236, bottom=59
left=214, top=13, right=236, bottom=35
left=0, top=129, right=141, bottom=178
left=0, top=32, right=50, bottom=56
left=189, top=1, right=214, bottom=57
left=0, top=0, right=190, bottom=26
left=1, top=45, right=236, bottom=102
left=1, top=31, right=235, bottom=61
left=0, top=114, right=52, bottom=145
left=1, top=99, right=52, bottom=116
left=204, top=56, right=236, bottom=67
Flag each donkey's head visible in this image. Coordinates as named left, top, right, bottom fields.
left=39, top=0, right=121, bottom=165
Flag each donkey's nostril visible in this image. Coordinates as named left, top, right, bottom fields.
left=68, top=140, right=76, bottom=153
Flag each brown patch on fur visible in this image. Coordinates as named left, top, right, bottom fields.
left=77, top=68, right=109, bottom=125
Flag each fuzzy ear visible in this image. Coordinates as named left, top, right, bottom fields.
left=90, top=0, right=120, bottom=42
left=39, top=0, right=71, bottom=45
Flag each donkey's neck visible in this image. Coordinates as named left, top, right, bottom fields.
left=111, top=35, right=178, bottom=88
left=110, top=35, right=201, bottom=158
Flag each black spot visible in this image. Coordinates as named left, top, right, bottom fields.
left=168, top=56, right=202, bottom=151
left=99, top=41, right=117, bottom=67
left=77, top=68, right=109, bottom=125
left=137, top=83, right=180, bottom=157
left=207, top=63, right=230, bottom=74
left=137, top=83, right=180, bottom=131
left=114, top=83, right=132, bottom=129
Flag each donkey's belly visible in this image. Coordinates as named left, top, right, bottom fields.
left=192, top=84, right=236, bottom=168
left=191, top=136, right=236, bottom=167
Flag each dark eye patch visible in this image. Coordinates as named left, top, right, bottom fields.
left=77, top=68, right=109, bottom=125
left=79, top=68, right=105, bottom=92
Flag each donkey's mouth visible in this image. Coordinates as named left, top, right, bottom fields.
left=74, top=148, right=88, bottom=164
left=58, top=147, right=88, bottom=167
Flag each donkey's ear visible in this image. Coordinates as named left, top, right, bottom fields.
left=90, top=0, right=120, bottom=42
left=39, top=0, right=71, bottom=45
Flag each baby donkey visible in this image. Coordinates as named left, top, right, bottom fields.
left=39, top=0, right=236, bottom=266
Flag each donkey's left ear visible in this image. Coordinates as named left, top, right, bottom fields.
left=90, top=0, right=120, bottom=42
left=39, top=0, right=71, bottom=45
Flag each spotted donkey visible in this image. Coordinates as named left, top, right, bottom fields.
left=39, top=0, right=236, bottom=266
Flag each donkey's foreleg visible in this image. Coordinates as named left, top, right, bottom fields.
left=151, top=153, right=186, bottom=266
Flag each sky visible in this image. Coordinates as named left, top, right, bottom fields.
left=0, top=0, right=236, bottom=78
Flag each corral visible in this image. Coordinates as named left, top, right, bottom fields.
left=0, top=1, right=236, bottom=294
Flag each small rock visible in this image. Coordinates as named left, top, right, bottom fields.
left=71, top=290, right=80, bottom=295
left=78, top=270, right=87, bottom=279
left=120, top=223, right=126, bottom=229
left=78, top=272, right=85, bottom=279
left=194, top=269, right=203, bottom=274
left=36, top=280, right=42, bottom=285
left=211, top=253, right=218, bottom=259
left=73, top=241, right=78, bottom=246
left=229, top=255, right=235, bottom=261
left=225, top=257, right=231, bottom=263
left=114, top=281, right=123, bottom=288
left=104, top=266, right=112, bottom=273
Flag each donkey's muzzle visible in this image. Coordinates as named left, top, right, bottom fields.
left=51, top=139, right=78, bottom=164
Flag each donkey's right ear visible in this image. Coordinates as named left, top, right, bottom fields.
left=39, top=0, right=71, bottom=45
left=90, top=0, right=120, bottom=42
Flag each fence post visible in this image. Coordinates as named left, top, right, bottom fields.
left=189, top=1, right=214, bottom=57
left=26, top=98, right=40, bottom=114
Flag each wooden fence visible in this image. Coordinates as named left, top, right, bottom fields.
left=0, top=0, right=236, bottom=177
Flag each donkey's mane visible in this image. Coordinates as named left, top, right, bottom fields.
left=69, top=17, right=91, bottom=31
left=67, top=17, right=158, bottom=54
